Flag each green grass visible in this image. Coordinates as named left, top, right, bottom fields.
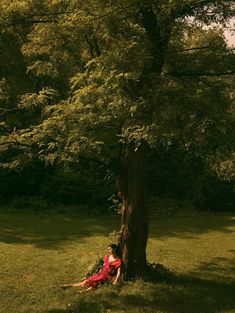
left=0, top=210, right=235, bottom=313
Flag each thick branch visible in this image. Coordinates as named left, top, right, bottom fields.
left=139, top=6, right=172, bottom=74
left=174, top=46, right=212, bottom=53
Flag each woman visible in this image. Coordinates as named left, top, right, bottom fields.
left=60, top=244, right=122, bottom=293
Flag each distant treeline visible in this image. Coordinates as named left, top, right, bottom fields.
left=1, top=147, right=234, bottom=212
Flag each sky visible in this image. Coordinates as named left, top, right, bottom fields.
left=225, top=30, right=235, bottom=47
left=224, top=18, right=235, bottom=47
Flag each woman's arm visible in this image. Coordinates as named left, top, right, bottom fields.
left=113, top=267, right=121, bottom=285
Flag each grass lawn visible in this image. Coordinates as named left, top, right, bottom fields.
left=0, top=209, right=235, bottom=313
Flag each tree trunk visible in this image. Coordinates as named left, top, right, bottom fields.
left=115, top=6, right=171, bottom=280
left=117, top=143, right=149, bottom=279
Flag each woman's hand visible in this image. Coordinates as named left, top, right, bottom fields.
left=113, top=267, right=121, bottom=285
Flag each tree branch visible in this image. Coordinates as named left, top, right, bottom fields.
left=84, top=33, right=101, bottom=58
left=174, top=46, right=235, bottom=53
left=167, top=70, right=235, bottom=77
left=12, top=19, right=59, bottom=25
left=174, top=46, right=212, bottom=53
left=8, top=3, right=138, bottom=27
left=0, top=107, right=21, bottom=117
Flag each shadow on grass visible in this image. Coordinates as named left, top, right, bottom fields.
left=195, top=253, right=235, bottom=279
left=149, top=213, right=235, bottom=240
left=0, top=210, right=235, bottom=249
left=0, top=211, right=119, bottom=249
left=47, top=267, right=235, bottom=313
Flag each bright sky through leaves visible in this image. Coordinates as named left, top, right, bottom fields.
left=225, top=18, right=235, bottom=46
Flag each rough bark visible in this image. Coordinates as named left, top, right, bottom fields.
left=117, top=143, right=149, bottom=279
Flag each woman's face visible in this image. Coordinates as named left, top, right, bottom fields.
left=108, top=246, right=114, bottom=255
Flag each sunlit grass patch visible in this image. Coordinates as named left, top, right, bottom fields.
left=0, top=210, right=235, bottom=313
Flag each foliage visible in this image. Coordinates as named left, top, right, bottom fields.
left=40, top=166, right=114, bottom=207
left=86, top=257, right=104, bottom=277
left=6, top=196, right=54, bottom=211
left=0, top=1, right=234, bottom=174
left=148, top=146, right=235, bottom=211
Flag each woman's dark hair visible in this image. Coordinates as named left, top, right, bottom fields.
left=108, top=244, right=121, bottom=257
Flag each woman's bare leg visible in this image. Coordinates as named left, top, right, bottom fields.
left=60, top=280, right=87, bottom=289
left=71, top=281, right=87, bottom=287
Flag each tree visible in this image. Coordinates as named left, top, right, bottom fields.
left=0, top=0, right=235, bottom=279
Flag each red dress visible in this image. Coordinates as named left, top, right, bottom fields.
left=85, top=255, right=122, bottom=288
